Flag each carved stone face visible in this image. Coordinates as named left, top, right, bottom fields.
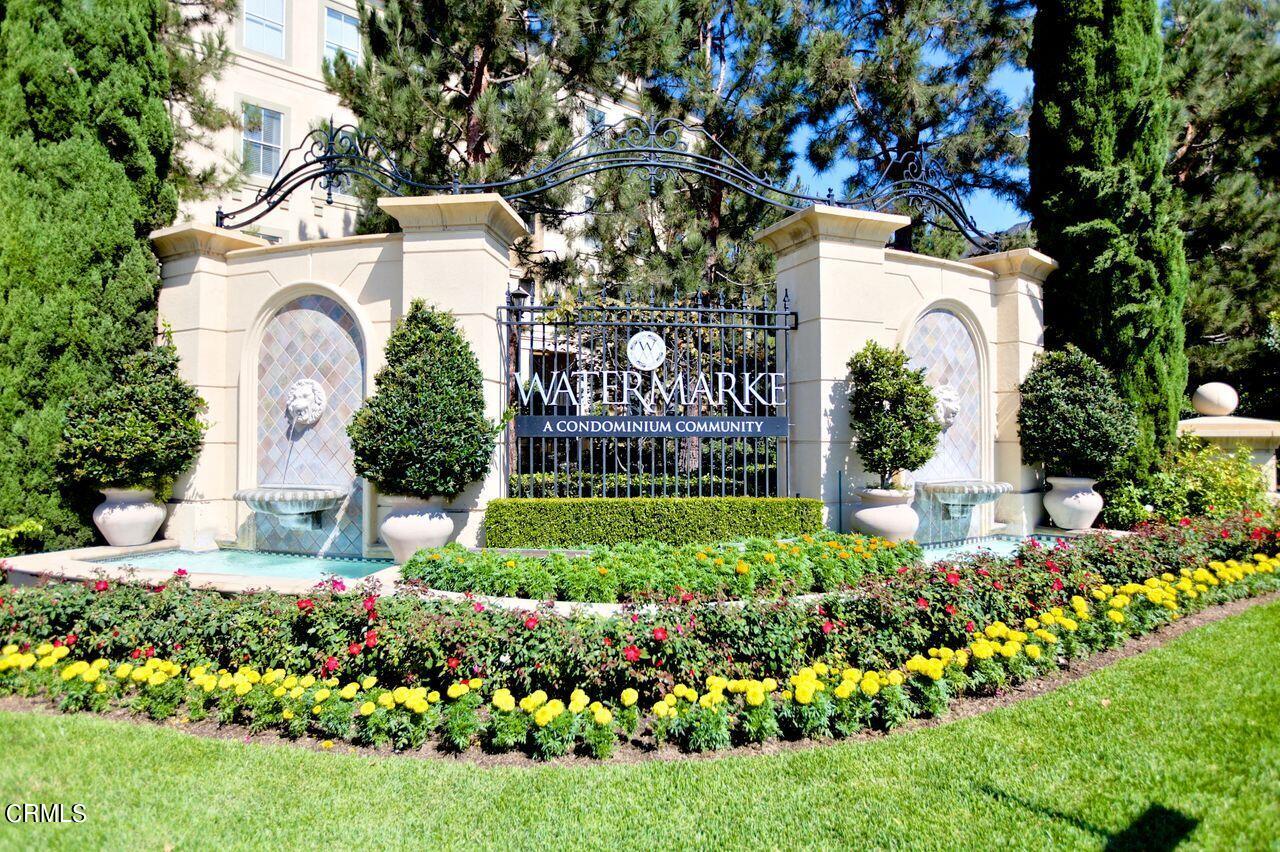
left=932, top=383, right=960, bottom=431
left=285, top=379, right=326, bottom=427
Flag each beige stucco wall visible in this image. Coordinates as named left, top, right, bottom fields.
left=153, top=195, right=526, bottom=555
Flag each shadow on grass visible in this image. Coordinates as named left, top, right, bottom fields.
left=979, top=785, right=1196, bottom=850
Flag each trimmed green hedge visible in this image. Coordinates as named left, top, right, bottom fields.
left=483, top=497, right=824, bottom=548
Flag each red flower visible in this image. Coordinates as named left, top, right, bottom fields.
left=916, top=597, right=929, bottom=610
left=652, top=626, right=668, bottom=642
left=945, top=572, right=960, bottom=586
left=144, top=646, right=154, bottom=659
left=944, top=604, right=957, bottom=616
left=322, top=656, right=340, bottom=675
left=965, top=620, right=976, bottom=632
left=296, top=598, right=314, bottom=613
left=347, top=642, right=362, bottom=656
left=1045, top=559, right=1059, bottom=574
left=603, top=637, right=613, bottom=647
left=977, top=568, right=990, bottom=577
left=1251, top=527, right=1266, bottom=541
left=623, top=644, right=641, bottom=662
left=524, top=615, right=539, bottom=630
left=821, top=620, right=835, bottom=635
left=93, top=580, right=109, bottom=593
left=896, top=565, right=910, bottom=574
left=174, top=568, right=188, bottom=577
left=680, top=592, right=695, bottom=604
left=1179, top=517, right=1191, bottom=527
left=52, top=638, right=64, bottom=648
left=446, top=656, right=460, bottom=670
left=362, top=595, right=377, bottom=612
left=1051, top=578, right=1064, bottom=591
left=130, top=648, right=141, bottom=660
left=65, top=634, right=77, bottom=646
left=329, top=578, right=346, bottom=592
left=364, top=630, right=377, bottom=648
left=992, top=580, right=1004, bottom=590
left=473, top=602, right=485, bottom=613
left=1220, top=529, right=1230, bottom=539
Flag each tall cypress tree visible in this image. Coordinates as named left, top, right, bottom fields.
left=1029, top=0, right=1189, bottom=477
left=1165, top=0, right=1280, bottom=418
left=0, top=0, right=183, bottom=550
left=804, top=0, right=1032, bottom=253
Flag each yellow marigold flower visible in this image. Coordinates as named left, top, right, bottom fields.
left=592, top=707, right=613, bottom=726
left=1, top=644, right=16, bottom=656
left=620, top=688, right=638, bottom=707
left=1107, top=610, right=1125, bottom=624
left=469, top=677, right=483, bottom=689
left=282, top=709, right=295, bottom=721
left=321, top=740, right=334, bottom=750
left=361, top=675, right=377, bottom=690
left=763, top=552, right=777, bottom=564
left=392, top=686, right=408, bottom=704
left=761, top=678, right=778, bottom=692
left=834, top=680, right=855, bottom=699
left=887, top=671, right=904, bottom=687
left=1025, top=644, right=1042, bottom=661
left=283, top=675, right=298, bottom=689
left=377, top=692, right=395, bottom=709
left=492, top=691, right=516, bottom=713
left=999, top=641, right=1020, bottom=659
left=359, top=701, right=375, bottom=717
left=272, top=686, right=287, bottom=698
left=427, top=690, right=441, bottom=703
left=82, top=668, right=100, bottom=684
left=340, top=683, right=359, bottom=700
left=315, top=688, right=331, bottom=702
left=299, top=675, right=315, bottom=689
left=234, top=681, right=251, bottom=696
left=446, top=682, right=470, bottom=699
left=860, top=677, right=880, bottom=697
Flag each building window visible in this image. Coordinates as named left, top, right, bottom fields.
left=242, top=104, right=283, bottom=176
left=325, top=8, right=361, bottom=65
left=244, top=0, right=285, bottom=59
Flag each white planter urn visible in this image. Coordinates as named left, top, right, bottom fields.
left=380, top=495, right=455, bottom=563
left=851, top=489, right=919, bottom=543
left=1043, top=476, right=1104, bottom=531
left=93, top=488, right=167, bottom=547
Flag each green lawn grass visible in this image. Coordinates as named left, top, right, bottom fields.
left=1, top=602, right=1278, bottom=850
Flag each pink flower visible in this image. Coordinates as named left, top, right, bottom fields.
left=524, top=615, right=539, bottom=630
left=347, top=642, right=362, bottom=656
left=364, top=630, right=377, bottom=648
left=473, top=602, right=485, bottom=613
left=329, top=578, right=346, bottom=592
left=821, top=620, right=835, bottom=635
left=916, top=597, right=929, bottom=610
left=174, top=568, right=188, bottom=577
left=93, top=580, right=109, bottom=593
left=623, top=645, right=641, bottom=662
left=1051, top=578, right=1064, bottom=591
left=965, top=620, right=976, bottom=632
left=945, top=572, right=960, bottom=586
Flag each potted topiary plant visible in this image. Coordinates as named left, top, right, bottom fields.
left=348, top=301, right=503, bottom=562
left=846, top=341, right=941, bottom=541
left=57, top=341, right=207, bottom=546
left=1017, top=345, right=1138, bottom=530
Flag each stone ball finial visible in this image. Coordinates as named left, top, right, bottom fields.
left=1192, top=382, right=1238, bottom=417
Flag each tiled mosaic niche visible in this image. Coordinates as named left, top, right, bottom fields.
left=904, top=308, right=984, bottom=543
left=252, top=294, right=365, bottom=557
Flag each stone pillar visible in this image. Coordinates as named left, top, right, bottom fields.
left=378, top=195, right=530, bottom=547
left=962, top=248, right=1058, bottom=534
left=754, top=206, right=911, bottom=530
left=150, top=223, right=269, bottom=549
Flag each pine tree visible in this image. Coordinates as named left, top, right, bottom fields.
left=804, top=0, right=1031, bottom=252
left=0, top=0, right=182, bottom=550
left=1165, top=0, right=1280, bottom=417
left=1029, top=0, right=1189, bottom=477
left=551, top=0, right=811, bottom=299
left=325, top=0, right=670, bottom=234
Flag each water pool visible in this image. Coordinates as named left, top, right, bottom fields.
left=922, top=534, right=1064, bottom=562
left=101, top=549, right=392, bottom=581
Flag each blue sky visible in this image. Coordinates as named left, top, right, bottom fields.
left=788, top=64, right=1033, bottom=233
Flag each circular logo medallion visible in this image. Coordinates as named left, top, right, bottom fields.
left=626, top=331, right=667, bottom=371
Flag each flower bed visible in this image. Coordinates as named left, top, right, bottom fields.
left=401, top=533, right=919, bottom=603
left=2, top=547, right=1276, bottom=759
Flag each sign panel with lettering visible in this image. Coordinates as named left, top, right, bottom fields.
left=516, top=415, right=789, bottom=438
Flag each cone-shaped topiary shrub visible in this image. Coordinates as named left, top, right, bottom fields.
left=847, top=341, right=941, bottom=489
left=348, top=301, right=502, bottom=499
left=1017, top=345, right=1139, bottom=480
left=56, top=342, right=207, bottom=497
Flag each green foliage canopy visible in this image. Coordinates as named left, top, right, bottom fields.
left=348, top=302, right=501, bottom=499
left=846, top=341, right=940, bottom=490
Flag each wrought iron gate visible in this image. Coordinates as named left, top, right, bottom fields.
left=498, top=292, right=796, bottom=498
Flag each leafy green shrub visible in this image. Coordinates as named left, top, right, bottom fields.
left=483, top=496, right=823, bottom=548
left=1102, top=438, right=1269, bottom=528
left=1018, top=345, right=1139, bottom=479
left=56, top=342, right=206, bottom=496
left=847, top=341, right=940, bottom=488
left=403, top=532, right=920, bottom=603
left=348, top=302, right=501, bottom=498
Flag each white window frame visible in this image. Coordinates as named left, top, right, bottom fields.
left=324, top=6, right=362, bottom=66
left=242, top=0, right=287, bottom=61
left=241, top=101, right=286, bottom=179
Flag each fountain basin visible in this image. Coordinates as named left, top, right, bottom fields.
left=234, top=486, right=348, bottom=530
left=917, top=480, right=1012, bottom=518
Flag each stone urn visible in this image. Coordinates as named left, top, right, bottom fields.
left=851, top=488, right=919, bottom=543
left=93, top=488, right=167, bottom=547
left=1043, top=476, right=1104, bottom=531
left=380, top=495, right=456, bottom=563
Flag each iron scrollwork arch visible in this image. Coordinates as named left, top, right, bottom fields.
left=215, top=115, right=1003, bottom=253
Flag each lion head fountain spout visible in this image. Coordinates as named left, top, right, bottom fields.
left=234, top=378, right=347, bottom=530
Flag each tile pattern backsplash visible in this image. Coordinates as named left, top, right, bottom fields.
left=254, top=295, right=365, bottom=556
